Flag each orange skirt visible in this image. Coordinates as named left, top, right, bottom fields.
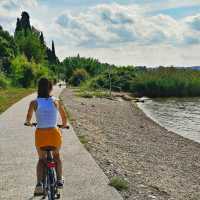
left=35, top=128, right=62, bottom=148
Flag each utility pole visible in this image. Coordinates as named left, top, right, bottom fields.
left=108, top=64, right=112, bottom=98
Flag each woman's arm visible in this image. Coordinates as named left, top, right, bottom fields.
left=58, top=100, right=68, bottom=127
left=25, top=100, right=36, bottom=125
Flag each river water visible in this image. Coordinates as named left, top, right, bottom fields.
left=137, top=98, right=200, bottom=143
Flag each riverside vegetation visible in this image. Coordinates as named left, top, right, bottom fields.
left=60, top=54, right=200, bottom=98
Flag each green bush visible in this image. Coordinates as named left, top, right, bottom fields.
left=35, top=63, right=49, bottom=80
left=77, top=91, right=93, bottom=98
left=84, top=66, right=138, bottom=92
left=10, top=55, right=57, bottom=88
left=69, top=68, right=89, bottom=86
left=0, top=73, right=9, bottom=89
left=61, top=56, right=109, bottom=81
left=78, top=135, right=89, bottom=144
left=76, top=89, right=110, bottom=98
left=11, top=55, right=35, bottom=87
left=109, top=177, right=129, bottom=191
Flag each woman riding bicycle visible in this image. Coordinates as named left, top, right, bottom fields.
left=25, top=78, right=68, bottom=196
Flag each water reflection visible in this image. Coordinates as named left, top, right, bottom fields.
left=138, top=98, right=200, bottom=143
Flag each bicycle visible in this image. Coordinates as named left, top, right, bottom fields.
left=25, top=122, right=69, bottom=200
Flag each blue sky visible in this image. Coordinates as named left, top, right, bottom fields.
left=0, top=0, right=200, bottom=66
left=151, top=5, right=200, bottom=19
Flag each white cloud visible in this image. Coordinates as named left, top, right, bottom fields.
left=52, top=3, right=200, bottom=66
left=145, top=0, right=200, bottom=12
left=0, top=0, right=38, bottom=9
left=185, top=14, right=200, bottom=31
left=55, top=3, right=196, bottom=48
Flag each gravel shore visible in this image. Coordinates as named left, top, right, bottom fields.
left=61, top=88, right=200, bottom=200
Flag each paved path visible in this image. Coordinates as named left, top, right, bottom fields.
left=0, top=86, right=123, bottom=200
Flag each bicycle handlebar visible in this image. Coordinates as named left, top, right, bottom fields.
left=24, top=122, right=70, bottom=129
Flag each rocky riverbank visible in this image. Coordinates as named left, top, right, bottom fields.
left=61, top=88, right=200, bottom=200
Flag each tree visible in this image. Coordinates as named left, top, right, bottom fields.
left=69, top=68, right=89, bottom=86
left=14, top=12, right=47, bottom=63
left=20, top=11, right=31, bottom=33
left=10, top=55, right=35, bottom=87
left=14, top=12, right=59, bottom=66
left=0, top=26, right=18, bottom=74
left=0, top=73, right=8, bottom=88
left=15, top=31, right=46, bottom=63
left=39, top=32, right=45, bottom=46
left=0, top=11, right=61, bottom=86
left=15, top=18, right=22, bottom=35
left=46, top=40, right=59, bottom=65
left=52, top=40, right=55, bottom=57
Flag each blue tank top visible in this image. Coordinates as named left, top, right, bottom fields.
left=35, top=96, right=58, bottom=128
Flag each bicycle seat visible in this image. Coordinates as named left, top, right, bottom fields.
left=40, top=146, right=57, bottom=151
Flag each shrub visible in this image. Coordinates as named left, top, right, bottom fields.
left=0, top=73, right=8, bottom=89
left=10, top=55, right=36, bottom=87
left=84, top=67, right=138, bottom=92
left=77, top=91, right=93, bottom=98
left=78, top=135, right=89, bottom=144
left=109, top=177, right=129, bottom=191
left=69, top=68, right=89, bottom=86
left=10, top=55, right=54, bottom=88
left=76, top=90, right=109, bottom=98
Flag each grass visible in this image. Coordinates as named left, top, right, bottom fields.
left=76, top=89, right=110, bottom=98
left=59, top=97, right=74, bottom=122
left=78, top=135, right=91, bottom=151
left=76, top=91, right=93, bottom=98
left=78, top=135, right=89, bottom=145
left=0, top=87, right=35, bottom=114
left=71, top=78, right=110, bottom=98
left=109, top=176, right=129, bottom=191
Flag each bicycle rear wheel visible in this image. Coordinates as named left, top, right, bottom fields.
left=47, top=168, right=56, bottom=200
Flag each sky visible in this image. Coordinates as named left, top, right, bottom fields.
left=0, top=0, right=200, bottom=66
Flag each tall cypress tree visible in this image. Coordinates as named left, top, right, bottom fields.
left=14, top=18, right=22, bottom=36
left=52, top=40, right=56, bottom=57
left=20, top=11, right=31, bottom=32
left=39, top=32, right=45, bottom=46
